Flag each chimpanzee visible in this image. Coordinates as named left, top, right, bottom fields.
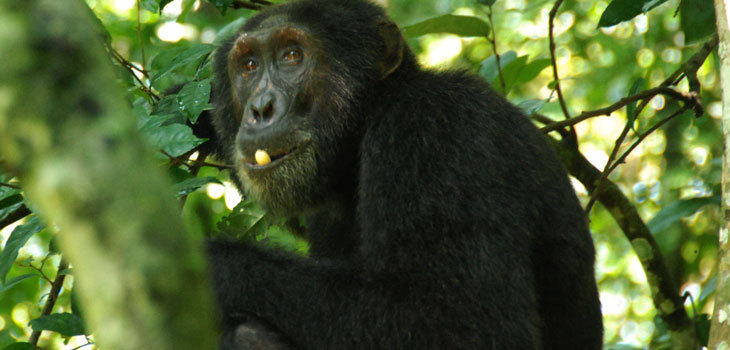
left=206, top=0, right=603, bottom=348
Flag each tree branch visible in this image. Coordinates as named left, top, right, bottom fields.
left=29, top=259, right=69, bottom=346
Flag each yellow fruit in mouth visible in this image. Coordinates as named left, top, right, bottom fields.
left=255, top=149, right=271, bottom=166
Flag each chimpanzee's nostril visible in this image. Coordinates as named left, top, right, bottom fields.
left=249, top=95, right=276, bottom=123
left=262, top=103, right=274, bottom=119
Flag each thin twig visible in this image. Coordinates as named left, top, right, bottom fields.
left=540, top=86, right=702, bottom=133
left=548, top=0, right=570, bottom=120
left=136, top=0, right=146, bottom=70
left=607, top=107, right=689, bottom=178
left=485, top=6, right=505, bottom=93
left=0, top=182, right=20, bottom=189
left=29, top=259, right=69, bottom=346
left=105, top=43, right=159, bottom=100
left=71, top=340, right=96, bottom=350
left=571, top=35, right=717, bottom=211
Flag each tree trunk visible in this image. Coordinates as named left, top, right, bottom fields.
left=710, top=0, right=730, bottom=348
left=0, top=0, right=218, bottom=348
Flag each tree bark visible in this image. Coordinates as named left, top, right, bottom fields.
left=0, top=0, right=218, bottom=348
left=710, top=0, right=730, bottom=348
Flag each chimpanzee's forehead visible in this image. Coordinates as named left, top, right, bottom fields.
left=246, top=14, right=306, bottom=34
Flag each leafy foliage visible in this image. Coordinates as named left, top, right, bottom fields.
left=29, top=313, right=86, bottom=337
left=402, top=15, right=490, bottom=38
left=598, top=0, right=668, bottom=27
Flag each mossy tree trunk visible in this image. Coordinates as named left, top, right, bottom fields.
left=0, top=0, right=218, bottom=348
left=710, top=0, right=730, bottom=348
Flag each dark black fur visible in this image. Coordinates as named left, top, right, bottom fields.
left=207, top=0, right=603, bottom=348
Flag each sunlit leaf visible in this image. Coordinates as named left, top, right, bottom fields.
left=598, top=0, right=667, bottom=27
left=698, top=276, right=716, bottom=303
left=680, top=0, right=716, bottom=44
left=0, top=216, right=45, bottom=283
left=1, top=343, right=35, bottom=350
left=29, top=313, right=86, bottom=337
left=402, top=15, right=490, bottom=38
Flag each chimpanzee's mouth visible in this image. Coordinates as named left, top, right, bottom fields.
left=243, top=147, right=297, bottom=170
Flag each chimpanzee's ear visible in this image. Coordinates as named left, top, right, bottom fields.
left=377, top=20, right=405, bottom=80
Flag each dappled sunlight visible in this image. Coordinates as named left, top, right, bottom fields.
left=157, top=21, right=199, bottom=43
left=418, top=35, right=463, bottom=67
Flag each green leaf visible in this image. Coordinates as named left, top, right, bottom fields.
left=142, top=123, right=205, bottom=157
left=0, top=274, right=36, bottom=295
left=176, top=79, right=212, bottom=122
left=152, top=95, right=184, bottom=120
left=402, top=15, right=490, bottom=38
left=1, top=343, right=35, bottom=350
left=498, top=55, right=528, bottom=91
left=140, top=0, right=160, bottom=13
left=29, top=313, right=86, bottom=337
left=626, top=78, right=644, bottom=119
left=680, top=0, right=716, bottom=44
left=478, top=0, right=497, bottom=6
left=518, top=99, right=548, bottom=116
left=218, top=198, right=270, bottom=240
left=0, top=193, right=24, bottom=224
left=150, top=44, right=213, bottom=84
left=209, top=0, right=234, bottom=15
left=699, top=276, right=716, bottom=303
left=0, top=216, right=45, bottom=283
left=515, top=58, right=551, bottom=84
left=478, top=51, right=517, bottom=83
left=177, top=0, right=197, bottom=22
left=648, top=196, right=720, bottom=233
left=214, top=17, right=246, bottom=46
left=173, top=176, right=222, bottom=197
left=598, top=0, right=668, bottom=27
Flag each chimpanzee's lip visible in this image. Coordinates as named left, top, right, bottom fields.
left=243, top=147, right=298, bottom=170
